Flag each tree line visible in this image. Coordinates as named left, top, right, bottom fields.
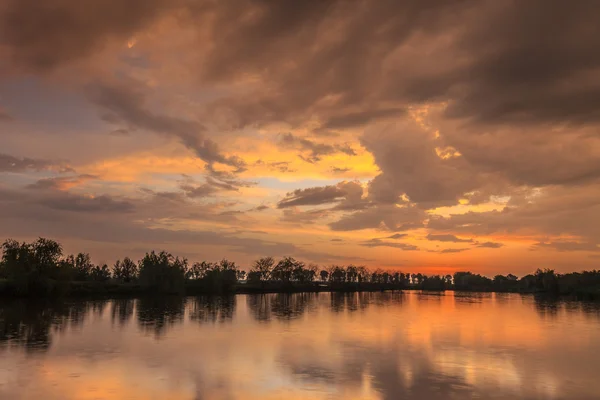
left=1, top=238, right=599, bottom=299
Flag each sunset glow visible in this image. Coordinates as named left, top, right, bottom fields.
left=1, top=1, right=599, bottom=276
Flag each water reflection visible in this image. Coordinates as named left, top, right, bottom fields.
left=137, top=296, right=185, bottom=337
left=110, top=298, right=134, bottom=327
left=0, top=300, right=89, bottom=352
left=0, top=292, right=599, bottom=399
left=189, top=295, right=235, bottom=324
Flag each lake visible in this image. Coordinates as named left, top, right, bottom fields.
left=1, top=291, right=599, bottom=399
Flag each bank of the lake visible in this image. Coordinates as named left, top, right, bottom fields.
left=1, top=279, right=599, bottom=301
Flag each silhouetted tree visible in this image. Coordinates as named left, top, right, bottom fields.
left=138, top=251, right=186, bottom=294
left=251, top=257, right=275, bottom=281
left=272, top=257, right=300, bottom=282
left=1, top=238, right=65, bottom=294
left=90, top=264, right=112, bottom=282
left=320, top=269, right=329, bottom=282
left=113, top=257, right=138, bottom=282
left=73, top=253, right=93, bottom=281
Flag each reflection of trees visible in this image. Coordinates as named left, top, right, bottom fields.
left=136, top=296, right=185, bottom=337
left=0, top=300, right=90, bottom=352
left=111, top=298, right=135, bottom=327
left=246, top=294, right=272, bottom=322
left=533, top=295, right=561, bottom=319
left=247, top=292, right=407, bottom=322
left=329, top=292, right=404, bottom=313
left=189, top=296, right=235, bottom=324
left=246, top=293, right=318, bottom=322
left=272, top=293, right=316, bottom=321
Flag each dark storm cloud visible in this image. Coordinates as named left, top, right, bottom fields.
left=87, top=80, right=246, bottom=172
left=0, top=153, right=73, bottom=173
left=426, top=234, right=473, bottom=243
left=199, top=1, right=600, bottom=131
left=3, top=0, right=600, bottom=252
left=0, top=0, right=181, bottom=71
left=4, top=1, right=600, bottom=129
left=320, top=107, right=406, bottom=131
left=278, top=133, right=356, bottom=163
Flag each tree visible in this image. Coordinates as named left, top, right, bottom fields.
left=113, top=257, right=138, bottom=282
left=237, top=270, right=247, bottom=281
left=251, top=257, right=275, bottom=281
left=329, top=265, right=346, bottom=283
left=138, top=251, right=186, bottom=294
left=73, top=253, right=93, bottom=281
left=188, top=261, right=213, bottom=280
left=346, top=265, right=358, bottom=282
left=1, top=238, right=64, bottom=294
left=247, top=270, right=262, bottom=284
left=91, top=264, right=111, bottom=282
left=272, top=257, right=299, bottom=282
left=320, top=270, right=329, bottom=282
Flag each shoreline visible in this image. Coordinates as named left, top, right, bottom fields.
left=1, top=280, right=598, bottom=301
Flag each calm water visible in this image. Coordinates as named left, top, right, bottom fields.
left=1, top=292, right=600, bottom=400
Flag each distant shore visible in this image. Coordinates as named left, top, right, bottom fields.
left=2, top=279, right=598, bottom=301
left=2, top=238, right=600, bottom=301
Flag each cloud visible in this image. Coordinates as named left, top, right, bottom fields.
left=532, top=241, right=600, bottom=252
left=277, top=181, right=364, bottom=209
left=428, top=185, right=600, bottom=245
left=426, top=234, right=473, bottom=243
left=0, top=0, right=180, bottom=71
left=2, top=0, right=600, bottom=272
left=439, top=248, right=470, bottom=254
left=331, top=167, right=352, bottom=174
left=41, top=193, right=135, bottom=213
left=179, top=175, right=252, bottom=199
left=278, top=133, right=356, bottom=163
left=27, top=174, right=98, bottom=190
left=255, top=160, right=296, bottom=173
left=87, top=79, right=246, bottom=172
left=330, top=204, right=425, bottom=232
left=360, top=238, right=418, bottom=251
left=280, top=208, right=330, bottom=225
left=474, top=241, right=504, bottom=249
left=0, top=153, right=73, bottom=173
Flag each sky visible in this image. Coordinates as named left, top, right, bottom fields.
left=0, top=0, right=599, bottom=276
